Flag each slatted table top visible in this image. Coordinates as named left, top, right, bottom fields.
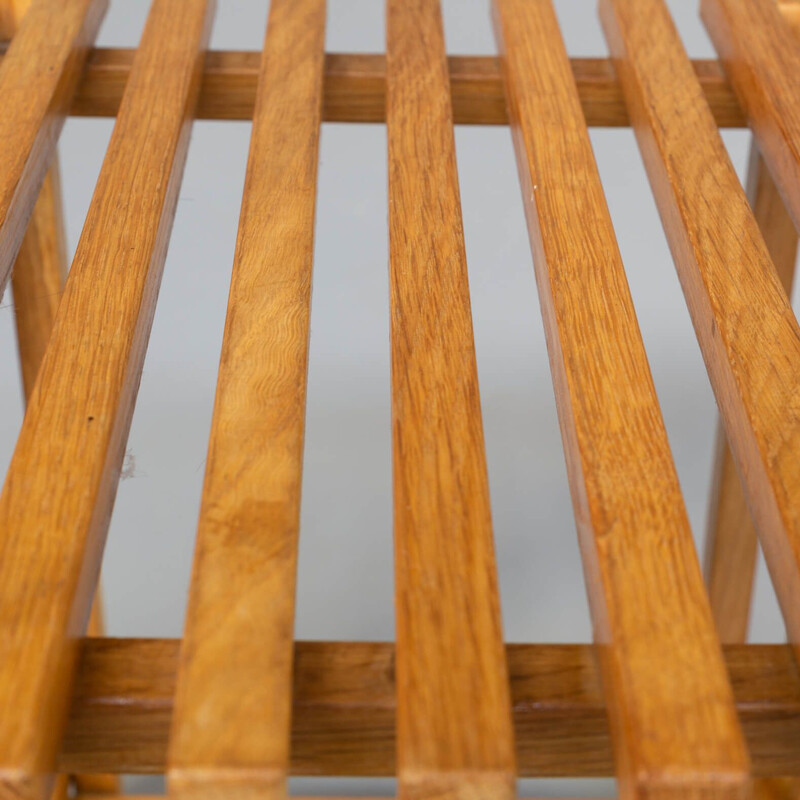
left=1, top=1, right=800, bottom=800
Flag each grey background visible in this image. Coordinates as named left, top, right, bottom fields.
left=0, top=0, right=793, bottom=795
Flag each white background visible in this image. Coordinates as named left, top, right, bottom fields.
left=0, top=0, right=793, bottom=795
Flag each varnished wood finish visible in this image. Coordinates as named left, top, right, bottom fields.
left=0, top=0, right=69, bottom=402
left=5, top=0, right=800, bottom=791
left=702, top=0, right=800, bottom=233
left=2, top=0, right=117, bottom=793
left=8, top=168, right=68, bottom=400
left=602, top=0, right=800, bottom=671
left=0, top=47, right=743, bottom=127
left=386, top=2, right=516, bottom=799
left=0, top=1, right=214, bottom=797
left=704, top=143, right=799, bottom=644
left=167, top=1, right=325, bottom=798
left=494, top=2, right=749, bottom=799
left=60, top=639, right=800, bottom=779
left=0, top=0, right=107, bottom=295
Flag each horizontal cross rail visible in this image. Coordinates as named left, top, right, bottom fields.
left=0, top=47, right=748, bottom=127
left=62, top=639, right=800, bottom=778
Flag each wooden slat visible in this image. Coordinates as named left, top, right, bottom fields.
left=601, top=0, right=800, bottom=674
left=386, top=2, right=516, bottom=799
left=702, top=0, right=800, bottom=233
left=0, top=47, right=742, bottom=127
left=167, top=2, right=324, bottom=799
left=1, top=0, right=117, bottom=793
left=0, top=0, right=107, bottom=296
left=0, top=4, right=70, bottom=399
left=0, top=0, right=214, bottom=797
left=71, top=600, right=118, bottom=796
left=8, top=167, right=69, bottom=399
left=60, top=639, right=800, bottom=778
left=9, top=0, right=800, bottom=129
left=493, top=2, right=749, bottom=799
left=704, top=142, right=799, bottom=644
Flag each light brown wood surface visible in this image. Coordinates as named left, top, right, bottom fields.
left=0, top=0, right=213, bottom=797
left=386, top=2, right=516, bottom=799
left=602, top=0, right=800, bottom=676
left=8, top=168, right=68, bottom=400
left=0, top=47, right=745, bottom=127
left=60, top=638, right=800, bottom=779
left=1, top=0, right=117, bottom=794
left=0, top=0, right=69, bottom=399
left=494, top=2, right=749, bottom=799
left=702, top=0, right=800, bottom=234
left=704, top=143, right=799, bottom=644
left=0, top=0, right=107, bottom=295
left=167, top=1, right=324, bottom=799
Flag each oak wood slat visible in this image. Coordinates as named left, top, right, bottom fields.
left=701, top=0, right=800, bottom=645
left=493, top=2, right=749, bottom=799
left=7, top=167, right=69, bottom=400
left=702, top=0, right=800, bottom=235
left=601, top=0, right=800, bottom=678
left=704, top=142, right=799, bottom=644
left=60, top=639, right=800, bottom=779
left=0, top=0, right=106, bottom=297
left=1, top=0, right=117, bottom=794
left=0, top=47, right=742, bottom=127
left=0, top=1, right=214, bottom=797
left=0, top=0, right=67, bottom=387
left=386, top=2, right=516, bottom=799
left=166, top=1, right=325, bottom=799
left=0, top=0, right=71, bottom=399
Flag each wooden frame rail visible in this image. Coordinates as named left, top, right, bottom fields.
left=61, top=639, right=800, bottom=779
left=0, top=48, right=752, bottom=127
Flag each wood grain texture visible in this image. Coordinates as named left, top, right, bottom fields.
left=8, top=167, right=68, bottom=400
left=702, top=0, right=800, bottom=234
left=704, top=142, right=799, bottom=644
left=494, top=2, right=749, bottom=799
left=2, top=0, right=116, bottom=792
left=167, top=2, right=324, bottom=799
left=0, top=46, right=743, bottom=127
left=0, top=0, right=70, bottom=402
left=386, top=2, right=516, bottom=799
left=0, top=1, right=214, bottom=797
left=0, top=0, right=107, bottom=295
left=71, top=596, right=118, bottom=797
left=601, top=0, right=800, bottom=678
left=60, top=639, right=800, bottom=779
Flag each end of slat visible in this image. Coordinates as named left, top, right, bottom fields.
left=626, top=769, right=752, bottom=800
left=400, top=769, right=515, bottom=800
left=0, top=770, right=52, bottom=800
left=168, top=767, right=287, bottom=800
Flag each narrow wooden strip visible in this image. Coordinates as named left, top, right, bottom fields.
left=167, top=2, right=324, bottom=799
left=8, top=166, right=68, bottom=399
left=71, top=598, right=118, bottom=796
left=0, top=0, right=107, bottom=295
left=0, top=0, right=70, bottom=399
left=601, top=0, right=800, bottom=677
left=386, top=2, right=516, bottom=799
left=0, top=47, right=740, bottom=127
left=0, top=1, right=214, bottom=797
left=493, top=2, right=749, bottom=799
left=702, top=0, right=800, bottom=233
left=60, top=639, right=800, bottom=778
left=1, top=9, right=117, bottom=797
left=704, top=142, right=799, bottom=644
